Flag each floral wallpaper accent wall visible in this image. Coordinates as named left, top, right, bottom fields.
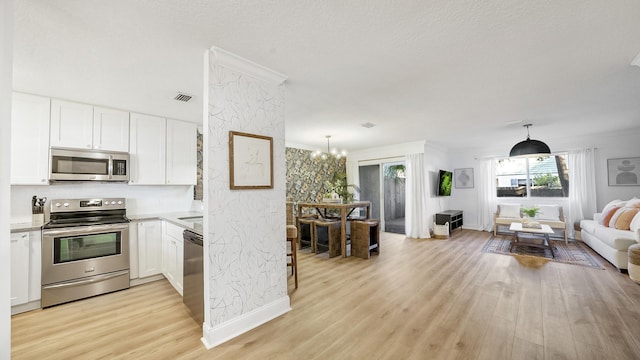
left=285, top=147, right=346, bottom=204
left=194, top=129, right=203, bottom=200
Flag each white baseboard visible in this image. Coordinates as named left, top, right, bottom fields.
left=201, top=295, right=291, bottom=349
left=11, top=300, right=41, bottom=315
left=130, top=274, right=165, bottom=287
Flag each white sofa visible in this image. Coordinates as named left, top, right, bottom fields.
left=494, top=203, right=568, bottom=243
left=580, top=199, right=640, bottom=271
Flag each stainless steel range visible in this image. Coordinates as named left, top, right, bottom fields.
left=41, top=198, right=130, bottom=308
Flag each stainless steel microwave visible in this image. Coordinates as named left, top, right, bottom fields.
left=49, top=148, right=129, bottom=182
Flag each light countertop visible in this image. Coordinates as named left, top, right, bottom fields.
left=12, top=211, right=203, bottom=236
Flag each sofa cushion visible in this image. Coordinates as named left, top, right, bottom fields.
left=602, top=199, right=625, bottom=214
left=580, top=219, right=598, bottom=234
left=536, top=205, right=560, bottom=221
left=614, top=208, right=640, bottom=230
left=538, top=219, right=565, bottom=229
left=601, top=206, right=622, bottom=226
left=626, top=198, right=640, bottom=208
left=629, top=212, right=640, bottom=244
left=498, top=204, right=520, bottom=219
left=592, top=226, right=638, bottom=250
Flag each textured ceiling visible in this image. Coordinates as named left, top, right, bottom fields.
left=13, top=0, right=640, bottom=152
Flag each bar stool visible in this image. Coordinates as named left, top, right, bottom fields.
left=314, top=219, right=341, bottom=258
left=350, top=219, right=380, bottom=259
left=286, top=224, right=298, bottom=288
left=298, top=216, right=317, bottom=251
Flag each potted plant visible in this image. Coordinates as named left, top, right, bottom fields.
left=521, top=206, right=541, bottom=228
left=324, top=171, right=360, bottom=203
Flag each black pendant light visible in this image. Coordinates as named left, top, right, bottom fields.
left=509, top=124, right=551, bottom=157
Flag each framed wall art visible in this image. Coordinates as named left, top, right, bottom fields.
left=454, top=168, right=474, bottom=189
left=229, top=131, right=273, bottom=189
left=607, top=157, right=640, bottom=186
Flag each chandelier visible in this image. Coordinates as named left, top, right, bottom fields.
left=311, top=135, right=347, bottom=160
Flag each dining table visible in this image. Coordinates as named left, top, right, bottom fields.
left=297, top=201, right=372, bottom=258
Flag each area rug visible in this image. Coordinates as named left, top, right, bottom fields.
left=482, top=235, right=605, bottom=270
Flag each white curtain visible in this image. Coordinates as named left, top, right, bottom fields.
left=405, top=153, right=430, bottom=238
left=568, top=148, right=597, bottom=238
left=477, top=158, right=497, bottom=232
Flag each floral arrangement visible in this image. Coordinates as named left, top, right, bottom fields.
left=324, top=171, right=360, bottom=203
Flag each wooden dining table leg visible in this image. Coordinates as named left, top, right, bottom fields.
left=341, top=208, right=347, bottom=257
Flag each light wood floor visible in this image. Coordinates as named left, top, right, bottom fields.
left=12, top=230, right=640, bottom=359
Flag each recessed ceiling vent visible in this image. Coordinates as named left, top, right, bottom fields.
left=174, top=92, right=193, bottom=102
left=361, top=122, right=376, bottom=128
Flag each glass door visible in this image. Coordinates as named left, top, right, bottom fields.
left=383, top=162, right=406, bottom=234
left=359, top=165, right=380, bottom=221
left=358, top=160, right=406, bottom=234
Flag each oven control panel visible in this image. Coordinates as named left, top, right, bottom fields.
left=50, top=198, right=126, bottom=212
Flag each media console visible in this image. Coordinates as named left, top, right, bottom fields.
left=435, top=210, right=463, bottom=234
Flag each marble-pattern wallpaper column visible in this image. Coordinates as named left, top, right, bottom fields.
left=207, top=53, right=286, bottom=327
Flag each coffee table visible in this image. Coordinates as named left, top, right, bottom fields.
left=509, top=222, right=555, bottom=258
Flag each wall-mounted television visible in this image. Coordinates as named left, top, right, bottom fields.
left=438, top=170, right=453, bottom=196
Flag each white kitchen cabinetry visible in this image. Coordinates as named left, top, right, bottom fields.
left=50, top=100, right=130, bottom=152
left=137, top=220, right=163, bottom=278
left=129, top=113, right=167, bottom=185
left=10, top=232, right=30, bottom=306
left=28, top=231, right=42, bottom=303
left=129, top=115, right=196, bottom=186
left=162, top=221, right=184, bottom=295
left=166, top=119, right=197, bottom=185
left=11, top=93, right=51, bottom=185
left=50, top=99, right=94, bottom=149
left=93, top=107, right=130, bottom=152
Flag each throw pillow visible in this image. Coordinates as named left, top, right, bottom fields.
left=609, top=208, right=627, bottom=228
left=626, top=198, right=640, bottom=208
left=601, top=199, right=625, bottom=215
left=536, top=205, right=560, bottom=221
left=630, top=211, right=640, bottom=234
left=614, top=208, right=640, bottom=231
left=600, top=206, right=621, bottom=227
left=498, top=204, right=521, bottom=219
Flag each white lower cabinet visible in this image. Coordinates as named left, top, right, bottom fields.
left=137, top=220, right=163, bottom=278
left=10, top=232, right=30, bottom=306
left=162, top=221, right=184, bottom=296
left=11, top=230, right=41, bottom=312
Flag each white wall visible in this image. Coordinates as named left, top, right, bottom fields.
left=203, top=47, right=288, bottom=348
left=448, top=127, right=640, bottom=230
left=1, top=0, right=13, bottom=356
left=424, top=142, right=452, bottom=230
left=11, top=184, right=198, bottom=222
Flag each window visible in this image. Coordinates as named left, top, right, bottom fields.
left=496, top=154, right=568, bottom=198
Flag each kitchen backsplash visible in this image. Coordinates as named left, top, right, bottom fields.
left=11, top=183, right=199, bottom=223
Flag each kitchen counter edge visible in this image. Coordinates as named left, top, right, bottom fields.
left=11, top=211, right=203, bottom=236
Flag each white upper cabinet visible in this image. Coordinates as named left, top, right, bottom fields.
left=130, top=115, right=197, bottom=186
left=93, top=107, right=130, bottom=152
left=50, top=100, right=130, bottom=152
left=129, top=113, right=167, bottom=185
left=11, top=93, right=51, bottom=185
left=166, top=119, right=197, bottom=185
left=50, top=99, right=94, bottom=149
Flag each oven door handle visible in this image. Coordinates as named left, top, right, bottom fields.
left=42, top=270, right=129, bottom=290
left=43, top=223, right=130, bottom=236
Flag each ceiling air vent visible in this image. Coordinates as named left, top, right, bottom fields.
left=174, top=92, right=193, bottom=102
left=361, top=122, right=376, bottom=128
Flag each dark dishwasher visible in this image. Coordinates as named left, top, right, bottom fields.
left=183, top=230, right=204, bottom=325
